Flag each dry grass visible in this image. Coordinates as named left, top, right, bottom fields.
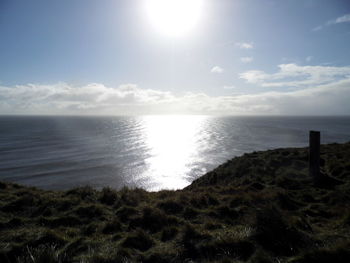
left=0, top=142, right=350, bottom=262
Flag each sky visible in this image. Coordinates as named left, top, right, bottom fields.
left=0, top=0, right=350, bottom=115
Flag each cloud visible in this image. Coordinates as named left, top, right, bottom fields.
left=313, top=13, right=350, bottom=31
left=328, top=14, right=350, bottom=25
left=2, top=63, right=350, bottom=116
left=240, top=57, right=253, bottom=63
left=0, top=78, right=349, bottom=116
left=0, top=83, right=176, bottom=115
left=211, top=66, right=224, bottom=73
left=239, top=63, right=350, bottom=88
left=223, top=78, right=350, bottom=115
left=236, top=42, right=253, bottom=49
left=312, top=25, right=323, bottom=31
left=306, top=56, right=313, bottom=62
left=223, top=85, right=236, bottom=90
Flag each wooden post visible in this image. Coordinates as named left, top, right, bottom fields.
left=309, top=131, right=321, bottom=185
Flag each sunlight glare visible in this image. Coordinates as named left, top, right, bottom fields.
left=142, top=115, right=207, bottom=190
left=144, top=0, right=204, bottom=37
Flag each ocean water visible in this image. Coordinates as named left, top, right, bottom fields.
left=0, top=115, right=349, bottom=191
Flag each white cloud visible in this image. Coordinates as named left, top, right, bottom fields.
left=0, top=83, right=176, bottom=115
left=1, top=67, right=350, bottom=116
left=222, top=79, right=350, bottom=115
left=240, top=57, right=253, bottom=63
left=0, top=79, right=349, bottom=116
left=223, top=85, right=236, bottom=90
left=239, top=63, right=350, bottom=88
left=312, top=25, right=323, bottom=31
left=313, top=13, right=350, bottom=31
left=306, top=56, right=313, bottom=62
left=211, top=66, right=224, bottom=73
left=328, top=14, right=350, bottom=25
left=236, top=42, right=254, bottom=49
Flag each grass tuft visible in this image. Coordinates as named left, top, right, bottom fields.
left=121, top=230, right=154, bottom=251
left=99, top=187, right=118, bottom=206
left=254, top=206, right=311, bottom=256
left=17, top=245, right=70, bottom=263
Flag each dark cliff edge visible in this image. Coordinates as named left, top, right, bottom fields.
left=1, top=142, right=350, bottom=262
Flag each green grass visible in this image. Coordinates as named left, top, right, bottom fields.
left=1, top=142, right=350, bottom=262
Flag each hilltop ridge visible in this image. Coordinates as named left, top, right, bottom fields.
left=1, top=142, right=350, bottom=262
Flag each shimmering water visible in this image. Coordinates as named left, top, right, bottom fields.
left=0, top=115, right=349, bottom=191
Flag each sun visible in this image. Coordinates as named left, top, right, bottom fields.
left=144, top=0, right=204, bottom=37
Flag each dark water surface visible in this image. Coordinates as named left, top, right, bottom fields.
left=0, top=115, right=349, bottom=190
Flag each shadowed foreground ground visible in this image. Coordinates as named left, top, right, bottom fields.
left=1, top=142, right=350, bottom=262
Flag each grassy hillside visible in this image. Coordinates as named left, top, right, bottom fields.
left=1, top=142, right=350, bottom=262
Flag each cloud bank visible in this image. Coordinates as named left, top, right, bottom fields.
left=239, top=63, right=350, bottom=88
left=1, top=70, right=349, bottom=116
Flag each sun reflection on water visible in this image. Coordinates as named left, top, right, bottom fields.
left=141, top=115, right=208, bottom=190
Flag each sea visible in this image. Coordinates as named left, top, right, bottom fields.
left=0, top=115, right=349, bottom=191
